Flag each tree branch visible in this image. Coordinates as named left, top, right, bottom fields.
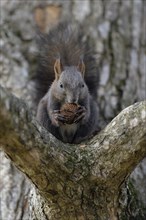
left=0, top=85, right=146, bottom=201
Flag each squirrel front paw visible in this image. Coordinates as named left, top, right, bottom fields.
left=51, top=106, right=87, bottom=126
left=74, top=106, right=86, bottom=123
left=60, top=104, right=87, bottom=124
left=51, top=110, right=68, bottom=126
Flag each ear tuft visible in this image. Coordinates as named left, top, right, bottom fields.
left=77, top=59, right=85, bottom=77
left=54, top=59, right=63, bottom=79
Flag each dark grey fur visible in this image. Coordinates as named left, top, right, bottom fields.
left=35, top=22, right=100, bottom=143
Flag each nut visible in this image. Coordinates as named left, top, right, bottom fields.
left=60, top=103, right=82, bottom=124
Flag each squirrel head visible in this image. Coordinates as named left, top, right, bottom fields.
left=53, top=58, right=88, bottom=103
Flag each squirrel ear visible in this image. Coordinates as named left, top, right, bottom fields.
left=77, top=59, right=85, bottom=77
left=54, top=59, right=63, bottom=79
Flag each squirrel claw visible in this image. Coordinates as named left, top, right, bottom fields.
left=74, top=112, right=86, bottom=123
left=75, top=107, right=86, bottom=115
left=53, top=110, right=61, bottom=113
left=55, top=114, right=67, bottom=124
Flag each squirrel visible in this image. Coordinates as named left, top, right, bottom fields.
left=35, top=22, right=100, bottom=144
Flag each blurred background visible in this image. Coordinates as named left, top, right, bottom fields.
left=0, top=0, right=145, bottom=219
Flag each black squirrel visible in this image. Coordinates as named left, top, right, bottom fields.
left=35, top=22, right=100, bottom=143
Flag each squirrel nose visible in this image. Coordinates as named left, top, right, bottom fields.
left=67, top=97, right=78, bottom=103
left=67, top=93, right=78, bottom=103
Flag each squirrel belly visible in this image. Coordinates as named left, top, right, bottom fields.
left=59, top=123, right=79, bottom=143
left=35, top=22, right=100, bottom=144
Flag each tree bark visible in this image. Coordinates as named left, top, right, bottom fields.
left=0, top=151, right=30, bottom=220
left=0, top=0, right=146, bottom=219
left=0, top=86, right=146, bottom=219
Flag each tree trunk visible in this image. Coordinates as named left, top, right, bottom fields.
left=1, top=86, right=146, bottom=219
left=0, top=0, right=146, bottom=219
left=0, top=152, right=30, bottom=220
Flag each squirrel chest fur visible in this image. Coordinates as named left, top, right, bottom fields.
left=35, top=22, right=100, bottom=144
left=59, top=124, right=79, bottom=143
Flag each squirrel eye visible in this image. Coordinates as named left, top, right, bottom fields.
left=60, top=84, right=63, bottom=88
left=82, top=84, right=85, bottom=88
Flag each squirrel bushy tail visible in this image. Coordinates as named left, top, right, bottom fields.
left=34, top=22, right=99, bottom=104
